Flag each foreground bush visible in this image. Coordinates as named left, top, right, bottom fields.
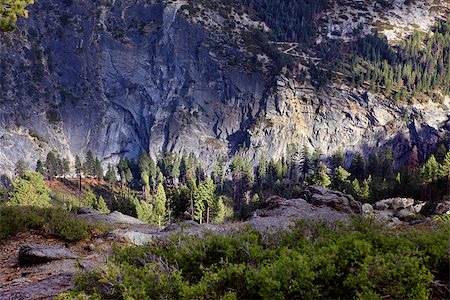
left=60, top=217, right=450, bottom=299
left=0, top=206, right=106, bottom=242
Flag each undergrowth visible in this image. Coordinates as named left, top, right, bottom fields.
left=59, top=217, right=450, bottom=299
left=0, top=206, right=108, bottom=242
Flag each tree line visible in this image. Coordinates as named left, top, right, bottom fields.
left=9, top=140, right=449, bottom=225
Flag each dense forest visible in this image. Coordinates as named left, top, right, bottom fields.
left=3, top=140, right=449, bottom=226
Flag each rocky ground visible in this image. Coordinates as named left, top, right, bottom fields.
left=0, top=187, right=449, bottom=299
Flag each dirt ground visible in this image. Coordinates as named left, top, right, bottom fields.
left=0, top=231, right=110, bottom=300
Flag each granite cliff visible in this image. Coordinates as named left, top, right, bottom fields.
left=0, top=0, right=449, bottom=174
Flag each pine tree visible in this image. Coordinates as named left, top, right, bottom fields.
left=94, top=158, right=103, bottom=181
left=141, top=170, right=150, bottom=201
left=153, top=183, right=166, bottom=226
left=62, top=158, right=70, bottom=178
left=349, top=152, right=366, bottom=180
left=14, top=159, right=26, bottom=178
left=95, top=195, right=110, bottom=213
left=212, top=196, right=226, bottom=223
left=329, top=148, right=345, bottom=170
left=83, top=151, right=95, bottom=177
left=299, top=145, right=311, bottom=183
left=45, top=151, right=57, bottom=180
left=419, top=155, right=440, bottom=184
left=75, top=155, right=83, bottom=191
left=333, top=166, right=351, bottom=192
left=36, top=160, right=45, bottom=176
left=257, top=156, right=267, bottom=188
left=311, top=162, right=331, bottom=188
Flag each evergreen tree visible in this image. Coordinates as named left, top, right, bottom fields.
left=257, top=156, right=267, bottom=188
left=299, top=145, right=311, bottom=182
left=95, top=195, right=110, bottom=213
left=62, top=158, right=70, bottom=178
left=45, top=151, right=57, bottom=180
left=8, top=171, right=51, bottom=207
left=83, top=150, right=96, bottom=177
left=211, top=156, right=225, bottom=191
left=212, top=196, right=226, bottom=223
left=36, top=160, right=45, bottom=176
left=153, top=183, right=167, bottom=226
left=349, top=152, right=366, bottom=180
left=329, top=148, right=345, bottom=170
left=75, top=155, right=83, bottom=191
left=435, top=144, right=447, bottom=163
left=419, top=155, right=440, bottom=184
left=94, top=158, right=103, bottom=181
left=134, top=196, right=153, bottom=223
left=141, top=170, right=150, bottom=201
left=14, top=159, right=26, bottom=178
left=310, top=162, right=331, bottom=188
left=333, top=166, right=351, bottom=192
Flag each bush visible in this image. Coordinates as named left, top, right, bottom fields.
left=62, top=218, right=450, bottom=299
left=0, top=206, right=107, bottom=242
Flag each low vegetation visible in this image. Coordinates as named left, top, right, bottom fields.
left=59, top=217, right=450, bottom=299
left=0, top=206, right=107, bottom=242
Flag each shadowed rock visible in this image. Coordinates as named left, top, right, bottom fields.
left=301, top=186, right=362, bottom=214
left=18, top=245, right=77, bottom=266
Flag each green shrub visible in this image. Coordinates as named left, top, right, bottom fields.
left=0, top=206, right=107, bottom=242
left=62, top=218, right=450, bottom=299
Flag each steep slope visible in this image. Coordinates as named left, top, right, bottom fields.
left=0, top=0, right=449, bottom=174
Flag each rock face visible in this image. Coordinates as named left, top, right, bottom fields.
left=0, top=0, right=448, bottom=174
left=18, top=245, right=77, bottom=266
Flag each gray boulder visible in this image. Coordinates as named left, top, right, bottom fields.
left=374, top=198, right=414, bottom=210
left=248, top=195, right=355, bottom=232
left=413, top=202, right=426, bottom=214
left=76, top=208, right=145, bottom=225
left=18, top=245, right=77, bottom=266
left=106, top=212, right=146, bottom=225
left=107, top=230, right=154, bottom=246
left=394, top=206, right=416, bottom=220
left=362, top=203, right=374, bottom=214
left=302, top=186, right=362, bottom=214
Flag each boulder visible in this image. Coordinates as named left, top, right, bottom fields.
left=248, top=195, right=355, bottom=233
left=374, top=198, right=414, bottom=210
left=394, top=206, right=416, bottom=220
left=362, top=203, right=374, bottom=214
left=162, top=221, right=200, bottom=232
left=77, top=209, right=145, bottom=225
left=374, top=201, right=389, bottom=211
left=106, top=211, right=146, bottom=225
left=107, top=230, right=154, bottom=246
left=413, top=202, right=426, bottom=214
left=18, top=245, right=77, bottom=266
left=302, top=186, right=362, bottom=214
left=421, top=200, right=450, bottom=216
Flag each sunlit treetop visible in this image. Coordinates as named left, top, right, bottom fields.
left=0, top=0, right=34, bottom=32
